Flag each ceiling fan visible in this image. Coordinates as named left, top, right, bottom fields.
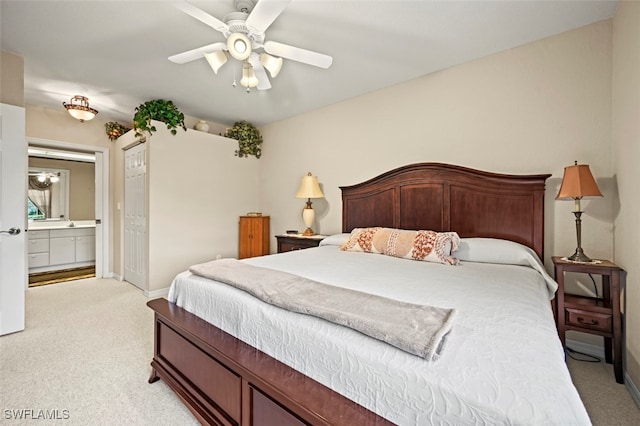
left=169, top=0, right=333, bottom=92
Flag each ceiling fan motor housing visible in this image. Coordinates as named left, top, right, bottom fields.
left=224, top=12, right=265, bottom=46
left=234, top=0, right=256, bottom=14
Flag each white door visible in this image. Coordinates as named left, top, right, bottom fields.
left=124, top=143, right=146, bottom=290
left=94, top=151, right=104, bottom=277
left=0, top=103, right=27, bottom=335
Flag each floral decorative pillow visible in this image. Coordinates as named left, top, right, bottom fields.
left=340, top=227, right=460, bottom=265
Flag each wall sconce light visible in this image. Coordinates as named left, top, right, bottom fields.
left=296, top=172, right=324, bottom=236
left=63, top=95, right=98, bottom=122
left=556, top=161, right=603, bottom=262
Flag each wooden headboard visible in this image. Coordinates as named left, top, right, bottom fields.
left=340, top=163, right=551, bottom=259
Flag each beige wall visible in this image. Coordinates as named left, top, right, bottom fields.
left=26, top=105, right=235, bottom=289
left=113, top=123, right=260, bottom=292
left=26, top=105, right=114, bottom=149
left=259, top=20, right=614, bottom=272
left=612, top=0, right=640, bottom=388
left=0, top=50, right=24, bottom=107
left=28, top=157, right=95, bottom=220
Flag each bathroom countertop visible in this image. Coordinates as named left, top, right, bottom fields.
left=28, top=220, right=96, bottom=230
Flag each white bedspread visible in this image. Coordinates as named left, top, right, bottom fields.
left=168, top=239, right=590, bottom=425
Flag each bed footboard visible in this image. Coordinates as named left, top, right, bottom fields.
left=147, top=298, right=391, bottom=426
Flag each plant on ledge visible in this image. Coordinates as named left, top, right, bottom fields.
left=105, top=121, right=131, bottom=141
left=224, top=121, right=263, bottom=158
left=133, top=99, right=186, bottom=137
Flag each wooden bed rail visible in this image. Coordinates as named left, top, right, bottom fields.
left=147, top=298, right=393, bottom=426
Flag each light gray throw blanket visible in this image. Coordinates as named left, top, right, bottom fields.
left=189, top=259, right=457, bottom=361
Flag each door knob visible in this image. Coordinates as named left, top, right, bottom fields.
left=0, top=227, right=21, bottom=235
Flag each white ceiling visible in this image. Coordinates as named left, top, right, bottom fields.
left=1, top=0, right=618, bottom=127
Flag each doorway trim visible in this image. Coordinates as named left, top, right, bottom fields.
left=27, top=137, right=110, bottom=278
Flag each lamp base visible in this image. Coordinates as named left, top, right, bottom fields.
left=302, top=227, right=315, bottom=236
left=567, top=247, right=593, bottom=263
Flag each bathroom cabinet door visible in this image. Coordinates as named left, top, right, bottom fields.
left=49, top=237, right=75, bottom=265
left=75, top=235, right=96, bottom=262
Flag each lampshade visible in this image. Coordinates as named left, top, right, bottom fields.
left=259, top=53, right=283, bottom=78
left=227, top=33, right=252, bottom=60
left=296, top=173, right=324, bottom=199
left=240, top=62, right=259, bottom=88
left=296, top=172, right=323, bottom=236
left=556, top=161, right=602, bottom=263
left=63, top=95, right=98, bottom=122
left=204, top=50, right=228, bottom=74
left=556, top=162, right=603, bottom=200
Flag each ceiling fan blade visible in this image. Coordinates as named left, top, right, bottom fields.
left=248, top=55, right=272, bottom=90
left=168, top=42, right=226, bottom=64
left=264, top=41, right=333, bottom=69
left=246, top=0, right=292, bottom=34
left=174, top=1, right=229, bottom=33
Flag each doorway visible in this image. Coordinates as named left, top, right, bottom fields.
left=26, top=138, right=110, bottom=278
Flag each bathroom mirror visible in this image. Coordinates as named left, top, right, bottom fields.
left=27, top=167, right=70, bottom=220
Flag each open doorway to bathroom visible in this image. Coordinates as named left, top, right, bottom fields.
left=26, top=138, right=110, bottom=283
left=27, top=151, right=96, bottom=285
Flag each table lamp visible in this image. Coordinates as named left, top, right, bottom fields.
left=296, top=172, right=324, bottom=236
left=556, top=161, right=603, bottom=262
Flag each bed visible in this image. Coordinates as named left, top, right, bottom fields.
left=147, top=163, right=590, bottom=425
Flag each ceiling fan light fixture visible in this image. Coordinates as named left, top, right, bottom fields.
left=259, top=53, right=283, bottom=78
left=241, top=61, right=259, bottom=88
left=204, top=50, right=228, bottom=74
left=227, top=33, right=252, bottom=60
left=63, top=95, right=98, bottom=122
left=241, top=63, right=259, bottom=89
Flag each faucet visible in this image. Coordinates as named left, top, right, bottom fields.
left=68, top=221, right=75, bottom=227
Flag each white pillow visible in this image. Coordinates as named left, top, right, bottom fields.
left=319, top=233, right=351, bottom=247
left=455, top=238, right=540, bottom=265
left=456, top=238, right=558, bottom=297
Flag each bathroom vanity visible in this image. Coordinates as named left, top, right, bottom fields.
left=27, top=221, right=95, bottom=273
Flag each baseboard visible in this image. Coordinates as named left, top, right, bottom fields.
left=626, top=372, right=640, bottom=409
left=144, top=287, right=170, bottom=299
left=111, top=273, right=122, bottom=281
left=566, top=338, right=605, bottom=359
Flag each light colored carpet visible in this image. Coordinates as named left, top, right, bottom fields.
left=568, top=355, right=640, bottom=425
left=1, top=277, right=639, bottom=425
left=0, top=277, right=198, bottom=425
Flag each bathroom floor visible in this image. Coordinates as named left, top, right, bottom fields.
left=28, top=266, right=96, bottom=287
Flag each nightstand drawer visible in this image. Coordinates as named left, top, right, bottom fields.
left=280, top=240, right=316, bottom=251
left=565, top=308, right=612, bottom=333
left=276, top=235, right=324, bottom=253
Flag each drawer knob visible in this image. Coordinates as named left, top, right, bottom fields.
left=577, top=317, right=599, bottom=327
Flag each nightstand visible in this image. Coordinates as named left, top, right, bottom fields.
left=552, top=256, right=625, bottom=384
left=276, top=234, right=325, bottom=253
